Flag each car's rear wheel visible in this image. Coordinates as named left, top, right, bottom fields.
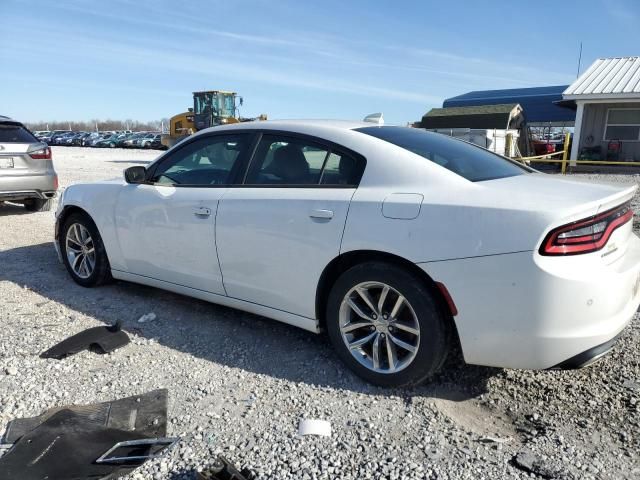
left=60, top=212, right=112, bottom=287
left=23, top=198, right=53, bottom=212
left=326, top=262, right=450, bottom=387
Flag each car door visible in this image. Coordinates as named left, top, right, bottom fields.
left=114, top=132, right=254, bottom=294
left=215, top=132, right=366, bottom=318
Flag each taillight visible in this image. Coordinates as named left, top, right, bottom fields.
left=540, top=202, right=633, bottom=256
left=29, top=147, right=52, bottom=160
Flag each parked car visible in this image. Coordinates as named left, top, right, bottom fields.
left=85, top=133, right=111, bottom=147
left=39, top=132, right=55, bottom=143
left=72, top=132, right=92, bottom=146
left=80, top=133, right=101, bottom=146
left=122, top=133, right=149, bottom=148
left=115, top=133, right=137, bottom=147
left=146, top=134, right=166, bottom=150
left=54, top=131, right=78, bottom=146
left=0, top=116, right=57, bottom=211
left=54, top=120, right=640, bottom=386
left=94, top=134, right=124, bottom=148
left=62, top=132, right=84, bottom=146
left=139, top=133, right=159, bottom=148
left=47, top=130, right=72, bottom=145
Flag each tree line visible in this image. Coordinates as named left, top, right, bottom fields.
left=24, top=119, right=170, bottom=132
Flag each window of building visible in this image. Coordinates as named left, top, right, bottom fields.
left=605, top=109, right=640, bottom=141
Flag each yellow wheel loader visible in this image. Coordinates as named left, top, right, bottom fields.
left=161, top=90, right=265, bottom=149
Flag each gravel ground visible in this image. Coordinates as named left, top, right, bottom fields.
left=1, top=147, right=639, bottom=479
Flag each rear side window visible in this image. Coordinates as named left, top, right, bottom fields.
left=245, top=134, right=366, bottom=186
left=0, top=124, right=38, bottom=143
left=356, top=126, right=529, bottom=182
left=246, top=136, right=327, bottom=185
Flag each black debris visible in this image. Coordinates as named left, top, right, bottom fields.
left=0, top=389, right=174, bottom=480
left=40, top=320, right=130, bottom=359
left=197, top=455, right=257, bottom=480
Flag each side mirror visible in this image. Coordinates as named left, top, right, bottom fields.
left=124, top=166, right=146, bottom=184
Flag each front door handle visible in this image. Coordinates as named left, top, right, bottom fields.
left=310, top=209, right=334, bottom=219
left=193, top=206, right=211, bottom=218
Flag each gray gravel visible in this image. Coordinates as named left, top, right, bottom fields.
left=1, top=147, right=639, bottom=479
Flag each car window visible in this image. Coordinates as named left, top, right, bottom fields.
left=356, top=126, right=529, bottom=182
left=319, top=152, right=364, bottom=185
left=245, top=135, right=328, bottom=185
left=149, top=134, right=250, bottom=186
left=0, top=125, right=38, bottom=143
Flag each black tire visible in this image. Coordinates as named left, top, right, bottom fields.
left=23, top=198, right=53, bottom=212
left=59, top=211, right=112, bottom=287
left=326, top=262, right=450, bottom=387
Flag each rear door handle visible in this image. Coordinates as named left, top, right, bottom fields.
left=193, top=206, right=211, bottom=218
left=310, top=209, right=334, bottom=219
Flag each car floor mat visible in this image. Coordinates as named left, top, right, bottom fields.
left=0, top=389, right=173, bottom=480
left=2, top=389, right=168, bottom=444
left=40, top=320, right=130, bottom=360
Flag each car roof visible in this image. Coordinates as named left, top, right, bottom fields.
left=199, top=119, right=374, bottom=135
left=0, top=116, right=20, bottom=124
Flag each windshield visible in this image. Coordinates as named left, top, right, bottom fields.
left=194, top=92, right=235, bottom=117
left=194, top=92, right=214, bottom=115
left=356, top=126, right=529, bottom=182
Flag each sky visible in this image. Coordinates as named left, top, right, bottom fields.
left=1, top=0, right=639, bottom=125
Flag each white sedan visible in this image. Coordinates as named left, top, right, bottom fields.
left=54, top=120, right=640, bottom=386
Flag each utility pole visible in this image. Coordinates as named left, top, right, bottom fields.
left=576, top=41, right=583, bottom=78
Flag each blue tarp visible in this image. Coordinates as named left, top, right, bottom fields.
left=443, top=85, right=575, bottom=124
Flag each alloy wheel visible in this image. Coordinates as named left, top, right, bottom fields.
left=338, top=281, right=420, bottom=374
left=65, top=223, right=96, bottom=279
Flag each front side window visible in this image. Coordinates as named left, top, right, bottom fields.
left=356, top=126, right=528, bottom=182
left=149, top=134, right=250, bottom=186
left=605, top=109, right=640, bottom=141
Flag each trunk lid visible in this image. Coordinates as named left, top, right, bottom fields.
left=482, top=173, right=636, bottom=217
left=483, top=173, right=637, bottom=262
left=0, top=122, right=49, bottom=174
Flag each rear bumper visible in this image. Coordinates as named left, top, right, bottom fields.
left=0, top=173, right=57, bottom=201
left=421, top=234, right=640, bottom=370
left=549, top=332, right=622, bottom=369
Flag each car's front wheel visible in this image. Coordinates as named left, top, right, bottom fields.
left=326, top=262, right=450, bottom=387
left=60, top=212, right=112, bottom=287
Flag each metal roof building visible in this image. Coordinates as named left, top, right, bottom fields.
left=443, top=85, right=574, bottom=126
left=564, top=57, right=640, bottom=99
left=563, top=57, right=640, bottom=161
